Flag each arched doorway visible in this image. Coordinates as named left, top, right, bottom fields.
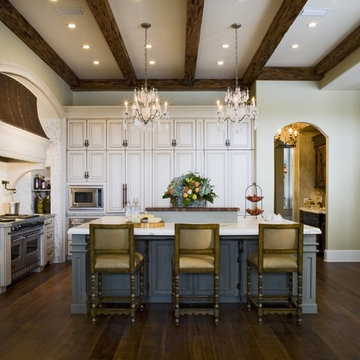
left=274, top=123, right=327, bottom=257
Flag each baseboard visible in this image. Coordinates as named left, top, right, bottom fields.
left=324, top=250, right=360, bottom=262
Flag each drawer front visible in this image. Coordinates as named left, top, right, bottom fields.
left=44, top=218, right=54, bottom=227
left=46, top=246, right=55, bottom=261
left=45, top=229, right=54, bottom=245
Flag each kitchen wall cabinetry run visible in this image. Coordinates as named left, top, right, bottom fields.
left=41, top=216, right=55, bottom=266
left=65, top=107, right=255, bottom=212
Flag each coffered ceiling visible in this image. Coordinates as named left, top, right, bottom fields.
left=1, top=0, right=359, bottom=91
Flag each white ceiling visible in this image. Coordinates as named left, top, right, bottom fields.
left=6, top=0, right=360, bottom=90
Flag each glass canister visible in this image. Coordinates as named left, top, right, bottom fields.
left=43, top=194, right=51, bottom=214
left=35, top=193, right=44, bottom=214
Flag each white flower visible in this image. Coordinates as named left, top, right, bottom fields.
left=187, top=189, right=192, bottom=194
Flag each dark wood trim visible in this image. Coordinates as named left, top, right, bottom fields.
left=0, top=0, right=79, bottom=87
left=314, top=25, right=360, bottom=76
left=85, top=0, right=137, bottom=85
left=184, top=0, right=205, bottom=85
left=258, top=67, right=322, bottom=81
left=71, top=78, right=236, bottom=91
left=242, top=0, right=308, bottom=86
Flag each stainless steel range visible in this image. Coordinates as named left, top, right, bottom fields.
left=0, top=215, right=44, bottom=283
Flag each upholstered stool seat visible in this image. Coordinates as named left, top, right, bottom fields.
left=90, top=223, right=144, bottom=325
left=247, top=223, right=303, bottom=325
left=172, top=223, right=220, bottom=325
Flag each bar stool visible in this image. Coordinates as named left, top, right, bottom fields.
left=89, top=223, right=144, bottom=325
left=247, top=223, right=303, bottom=325
left=172, top=223, right=220, bottom=325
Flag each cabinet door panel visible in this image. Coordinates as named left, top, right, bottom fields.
left=204, top=151, right=228, bottom=206
left=107, top=151, right=125, bottom=212
left=107, top=120, right=124, bottom=149
left=174, top=120, right=196, bottom=149
left=67, top=151, right=86, bottom=181
left=175, top=151, right=196, bottom=176
left=228, top=151, right=254, bottom=209
left=126, top=151, right=144, bottom=210
left=229, top=119, right=253, bottom=149
left=204, top=119, right=226, bottom=149
left=68, top=120, right=86, bottom=149
left=87, top=120, right=106, bottom=149
left=87, top=151, right=106, bottom=181
left=152, top=151, right=174, bottom=207
left=126, top=125, right=144, bottom=149
left=153, top=120, right=173, bottom=149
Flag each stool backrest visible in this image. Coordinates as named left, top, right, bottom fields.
left=258, top=223, right=303, bottom=271
left=90, top=223, right=135, bottom=271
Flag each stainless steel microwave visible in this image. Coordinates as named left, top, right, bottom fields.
left=69, top=186, right=103, bottom=209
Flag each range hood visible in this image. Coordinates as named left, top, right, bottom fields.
left=0, top=73, right=49, bottom=163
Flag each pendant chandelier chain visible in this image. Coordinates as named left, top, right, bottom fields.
left=144, top=25, right=148, bottom=89
left=235, top=26, right=238, bottom=89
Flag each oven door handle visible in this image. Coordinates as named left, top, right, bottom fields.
left=12, top=235, right=26, bottom=242
left=24, top=231, right=44, bottom=238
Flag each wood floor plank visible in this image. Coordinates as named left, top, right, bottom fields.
left=0, top=258, right=360, bottom=360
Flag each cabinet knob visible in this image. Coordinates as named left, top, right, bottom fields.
left=171, top=139, right=177, bottom=147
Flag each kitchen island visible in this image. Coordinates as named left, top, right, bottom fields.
left=68, top=216, right=320, bottom=315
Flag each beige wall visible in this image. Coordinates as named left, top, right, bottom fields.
left=256, top=80, right=360, bottom=251
left=0, top=22, right=72, bottom=106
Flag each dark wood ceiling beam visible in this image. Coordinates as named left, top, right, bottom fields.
left=242, top=0, right=308, bottom=86
left=184, top=0, right=205, bottom=85
left=86, top=0, right=137, bottom=85
left=71, top=79, right=235, bottom=91
left=0, top=0, right=79, bottom=87
left=258, top=67, right=322, bottom=81
left=314, top=25, right=360, bottom=76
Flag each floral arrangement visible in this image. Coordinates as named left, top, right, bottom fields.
left=162, top=172, right=217, bottom=207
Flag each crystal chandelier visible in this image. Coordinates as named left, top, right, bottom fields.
left=216, top=24, right=258, bottom=125
left=275, top=126, right=299, bottom=147
left=123, top=23, right=168, bottom=129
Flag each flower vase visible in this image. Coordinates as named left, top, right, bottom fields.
left=172, top=197, right=206, bottom=207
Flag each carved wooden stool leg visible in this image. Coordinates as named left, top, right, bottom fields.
left=214, top=273, right=219, bottom=326
left=98, top=272, right=103, bottom=308
left=90, top=273, right=96, bottom=325
left=130, top=274, right=135, bottom=325
left=258, top=273, right=263, bottom=325
left=288, top=272, right=293, bottom=307
left=175, top=274, right=180, bottom=326
left=297, top=273, right=303, bottom=326
left=247, top=262, right=251, bottom=311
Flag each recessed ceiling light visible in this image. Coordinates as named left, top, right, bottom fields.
left=67, top=23, right=76, bottom=29
left=307, top=22, right=317, bottom=28
left=217, top=60, right=224, bottom=66
left=82, top=44, right=90, bottom=50
left=291, top=44, right=299, bottom=49
left=146, top=44, right=152, bottom=49
left=222, top=44, right=229, bottom=49
left=93, top=60, right=100, bottom=65
left=149, top=60, right=155, bottom=65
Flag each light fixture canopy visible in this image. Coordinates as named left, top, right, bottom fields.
left=123, top=23, right=168, bottom=129
left=216, top=23, right=258, bottom=126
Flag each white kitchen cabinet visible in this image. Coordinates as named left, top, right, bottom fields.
left=205, top=150, right=254, bottom=209
left=107, top=151, right=125, bottom=212
left=152, top=151, right=174, bottom=207
left=41, top=216, right=55, bottom=266
left=174, top=150, right=197, bottom=176
left=153, top=119, right=196, bottom=149
left=68, top=119, right=106, bottom=150
left=107, top=119, right=145, bottom=150
left=67, top=151, right=106, bottom=182
left=204, top=118, right=253, bottom=150
left=126, top=151, right=145, bottom=210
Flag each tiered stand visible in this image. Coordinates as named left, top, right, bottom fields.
left=244, top=183, right=264, bottom=218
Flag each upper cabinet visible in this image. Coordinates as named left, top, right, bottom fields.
left=204, top=118, right=253, bottom=149
left=153, top=119, right=196, bottom=149
left=68, top=120, right=106, bottom=150
left=107, top=119, right=146, bottom=150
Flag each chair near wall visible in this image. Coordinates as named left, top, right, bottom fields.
left=89, top=223, right=144, bottom=325
left=173, top=223, right=220, bottom=325
left=247, top=223, right=303, bottom=325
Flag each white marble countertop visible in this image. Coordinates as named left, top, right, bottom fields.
left=299, top=207, right=326, bottom=215
left=68, top=216, right=321, bottom=236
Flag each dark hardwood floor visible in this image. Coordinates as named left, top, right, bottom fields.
left=0, top=258, right=359, bottom=360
